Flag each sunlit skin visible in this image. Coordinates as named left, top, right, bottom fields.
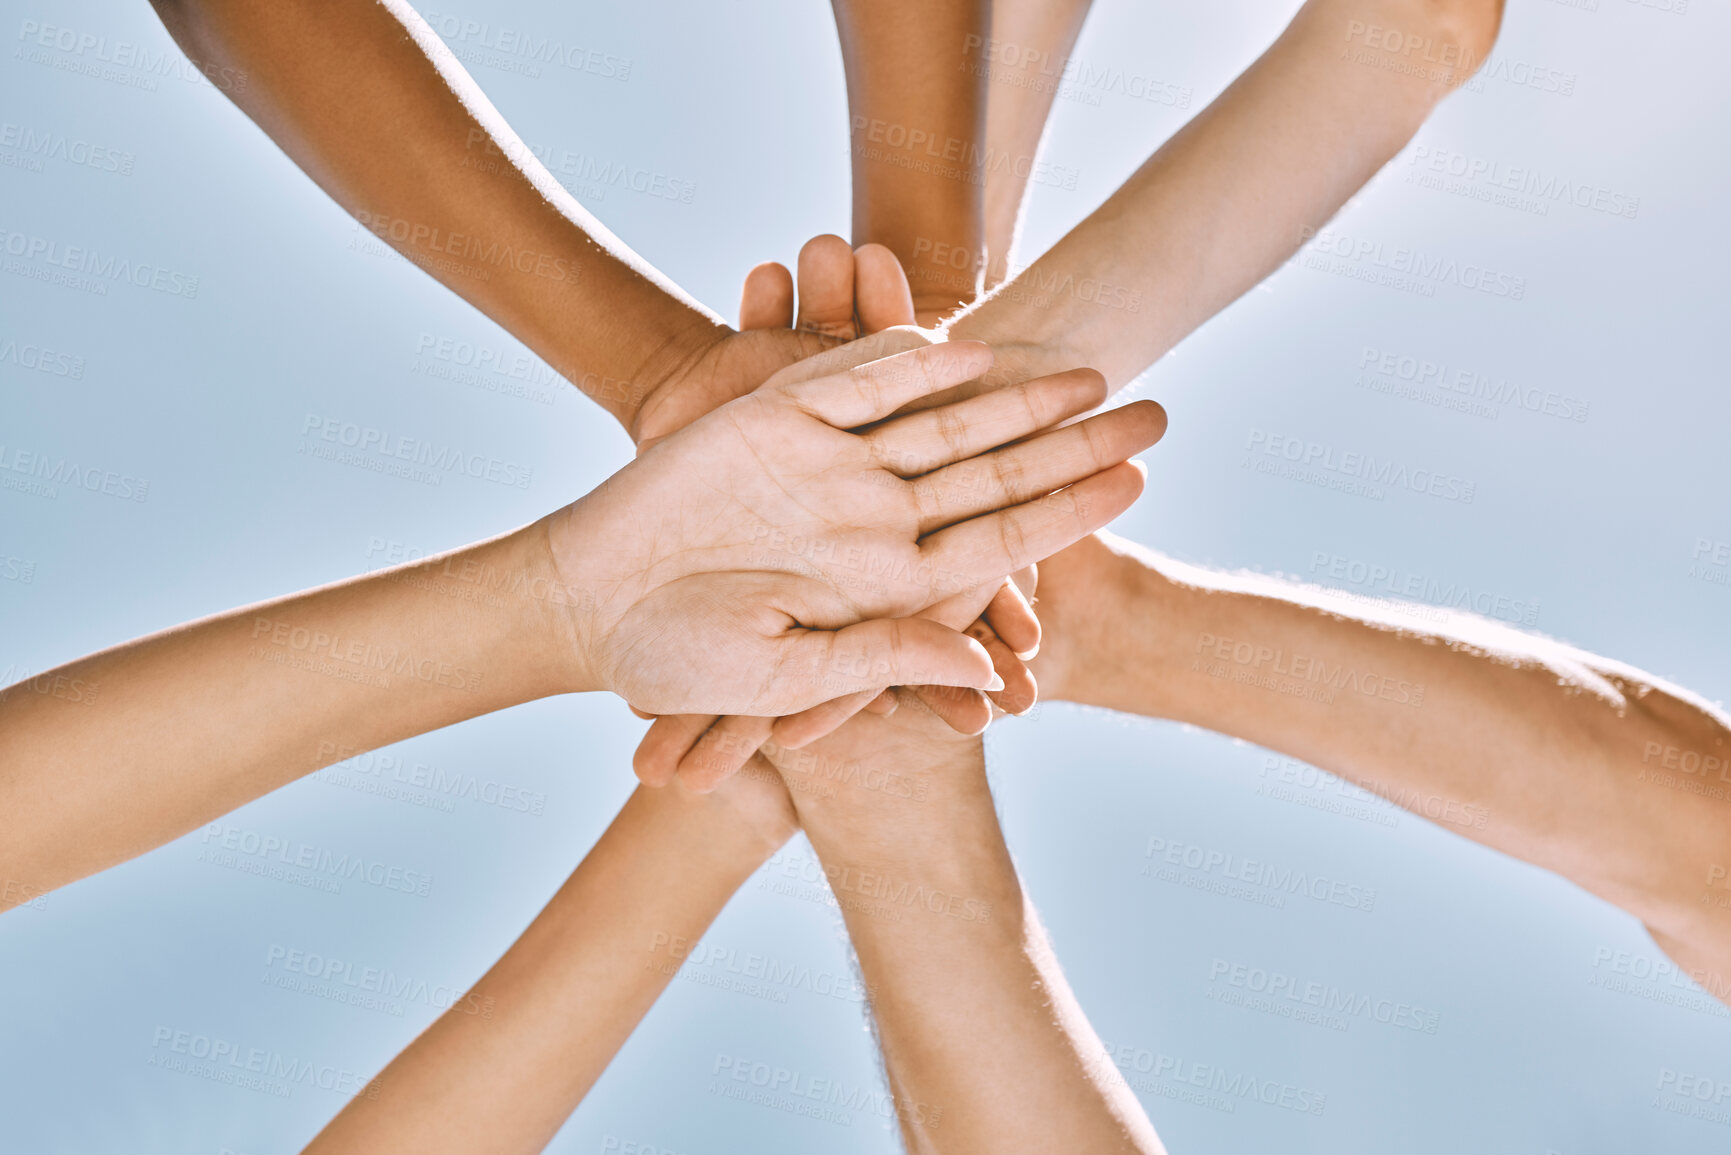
left=646, top=0, right=1512, bottom=785
left=758, top=697, right=1167, bottom=1155
left=0, top=340, right=1161, bottom=902
left=31, top=0, right=1721, bottom=1152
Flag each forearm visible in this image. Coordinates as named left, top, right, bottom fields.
left=977, top=0, right=1094, bottom=284
left=305, top=781, right=786, bottom=1154
left=834, top=0, right=990, bottom=322
left=1038, top=534, right=1731, bottom=954
left=784, top=733, right=1158, bottom=1151
left=0, top=521, right=580, bottom=898
left=949, top=0, right=1503, bottom=390
left=149, top=0, right=721, bottom=428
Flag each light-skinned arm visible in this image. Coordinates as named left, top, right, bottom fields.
left=974, top=0, right=1096, bottom=289
left=301, top=764, right=798, bottom=1154
left=639, top=0, right=1504, bottom=783
left=761, top=697, right=1164, bottom=1153
left=1029, top=532, right=1731, bottom=999
left=946, top=0, right=1505, bottom=391
left=0, top=344, right=1161, bottom=900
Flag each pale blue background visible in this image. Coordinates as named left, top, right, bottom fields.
left=3, top=0, right=1729, bottom=1152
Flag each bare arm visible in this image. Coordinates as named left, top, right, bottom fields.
left=975, top=0, right=1095, bottom=286
left=0, top=523, right=574, bottom=902
left=0, top=343, right=1155, bottom=900
left=1031, top=533, right=1731, bottom=995
left=765, top=705, right=1164, bottom=1152
left=146, top=0, right=852, bottom=441
left=303, top=771, right=796, bottom=1153
left=948, top=0, right=1505, bottom=390
left=831, top=0, right=990, bottom=324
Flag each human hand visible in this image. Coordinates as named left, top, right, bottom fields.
left=630, top=235, right=921, bottom=449
left=544, top=340, right=1165, bottom=731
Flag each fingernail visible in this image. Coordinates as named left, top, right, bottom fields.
left=1014, top=644, right=1040, bottom=661
left=985, top=673, right=1005, bottom=692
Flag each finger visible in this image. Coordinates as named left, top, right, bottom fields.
left=1011, top=563, right=1038, bottom=600
left=867, top=368, right=1107, bottom=476
left=909, top=684, right=994, bottom=735
left=853, top=243, right=917, bottom=334
left=968, top=618, right=1038, bottom=714
left=628, top=704, right=658, bottom=721
left=911, top=400, right=1167, bottom=534
left=758, top=327, right=935, bottom=391
left=984, top=578, right=1041, bottom=660
left=778, top=341, right=993, bottom=429
left=678, top=715, right=775, bottom=794
left=634, top=714, right=717, bottom=787
left=863, top=689, right=899, bottom=715
left=923, top=459, right=1149, bottom=590
left=739, top=261, right=794, bottom=330
left=767, top=617, right=1002, bottom=712
left=795, top=235, right=860, bottom=339
left=770, top=689, right=880, bottom=749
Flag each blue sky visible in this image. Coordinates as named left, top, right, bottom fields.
left=3, top=0, right=1729, bottom=1151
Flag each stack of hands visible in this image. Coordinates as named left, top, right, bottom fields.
left=8, top=0, right=1731, bottom=1151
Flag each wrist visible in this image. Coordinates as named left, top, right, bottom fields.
left=621, top=316, right=735, bottom=445
left=1033, top=533, right=1183, bottom=709
left=513, top=514, right=606, bottom=696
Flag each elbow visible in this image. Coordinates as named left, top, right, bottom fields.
left=1420, top=0, right=1505, bottom=63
